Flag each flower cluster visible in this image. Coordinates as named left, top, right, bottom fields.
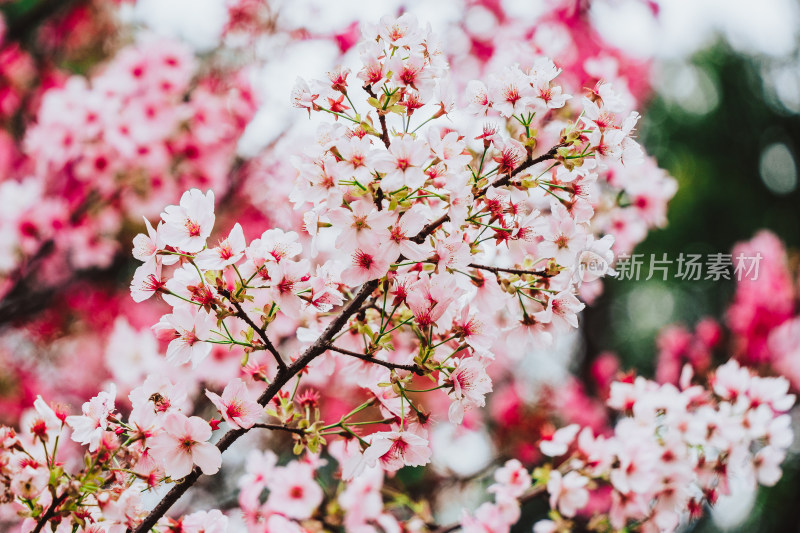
left=459, top=459, right=534, bottom=532
left=4, top=12, right=660, bottom=531
left=0, top=373, right=237, bottom=531
left=0, top=34, right=257, bottom=302
left=2, top=6, right=793, bottom=533
left=534, top=360, right=794, bottom=533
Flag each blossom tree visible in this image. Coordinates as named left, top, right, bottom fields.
left=0, top=3, right=795, bottom=533
left=0, top=0, right=794, bottom=533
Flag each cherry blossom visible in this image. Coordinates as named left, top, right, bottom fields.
left=340, top=244, right=394, bottom=286
left=264, top=462, right=324, bottom=519
left=206, top=378, right=261, bottom=430
left=442, top=357, right=493, bottom=424
left=195, top=223, right=246, bottom=270
left=160, top=189, right=216, bottom=253
left=547, top=470, right=590, bottom=517
left=373, top=135, right=430, bottom=191
left=2, top=8, right=786, bottom=533
left=362, top=430, right=432, bottom=474
left=148, top=413, right=221, bottom=479
left=66, top=385, right=116, bottom=452
left=153, top=306, right=215, bottom=366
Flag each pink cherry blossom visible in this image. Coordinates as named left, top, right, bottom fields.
left=540, top=423, right=580, bottom=457
left=291, top=77, right=319, bottom=115
left=363, top=430, right=432, bottom=473
left=452, top=307, right=495, bottom=357
left=385, top=206, right=431, bottom=261
left=489, top=66, right=534, bottom=118
left=406, top=273, right=457, bottom=328
left=489, top=459, right=531, bottom=499
left=376, top=13, right=421, bottom=49
left=264, top=461, right=323, bottom=519
left=181, top=509, right=229, bottom=533
left=264, top=259, right=311, bottom=319
left=466, top=80, right=493, bottom=115
left=160, top=189, right=216, bottom=253
left=153, top=306, right=215, bottom=366
left=130, top=260, right=165, bottom=303
left=195, top=223, right=246, bottom=270
left=460, top=501, right=515, bottom=533
left=132, top=217, right=165, bottom=266
left=25, top=396, right=63, bottom=444
left=148, top=413, right=221, bottom=479
left=373, top=136, right=429, bottom=191
left=341, top=244, right=394, bottom=287
left=206, top=378, right=261, bottom=430
left=336, top=136, right=378, bottom=186
left=441, top=357, right=493, bottom=424
left=535, top=291, right=585, bottom=329
left=327, top=200, right=392, bottom=251
left=547, top=470, right=589, bottom=518
left=66, top=385, right=116, bottom=452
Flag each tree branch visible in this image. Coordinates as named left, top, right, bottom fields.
left=489, top=143, right=566, bottom=190
left=128, top=141, right=566, bottom=530
left=219, top=288, right=286, bottom=372
left=468, top=263, right=553, bottom=278
left=131, top=279, right=382, bottom=533
left=365, top=85, right=391, bottom=149
left=31, top=490, right=68, bottom=533
left=326, top=344, right=425, bottom=375
left=411, top=213, right=449, bottom=244
left=0, top=240, right=55, bottom=326
left=252, top=423, right=306, bottom=436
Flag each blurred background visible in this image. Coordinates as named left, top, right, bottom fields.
left=2, top=0, right=800, bottom=531
left=586, top=21, right=800, bottom=533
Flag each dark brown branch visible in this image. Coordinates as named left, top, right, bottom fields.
left=411, top=142, right=565, bottom=246
left=411, top=213, right=449, bottom=244
left=0, top=240, right=55, bottom=326
left=365, top=86, right=391, bottom=149
left=326, top=344, right=425, bottom=375
left=489, top=143, right=566, bottom=190
left=219, top=288, right=286, bottom=372
left=31, top=490, right=68, bottom=533
left=468, top=263, right=552, bottom=278
left=131, top=278, right=382, bottom=533
left=129, top=140, right=565, bottom=528
left=252, top=423, right=306, bottom=436
left=375, top=187, right=385, bottom=211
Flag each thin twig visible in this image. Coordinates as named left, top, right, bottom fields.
left=219, top=288, right=286, bottom=372
left=365, top=85, right=391, bottom=149
left=326, top=344, right=425, bottom=375
left=468, top=263, right=553, bottom=278
left=252, top=423, right=306, bottom=436
left=31, top=491, right=68, bottom=533
left=131, top=141, right=566, bottom=532
left=411, top=143, right=565, bottom=245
